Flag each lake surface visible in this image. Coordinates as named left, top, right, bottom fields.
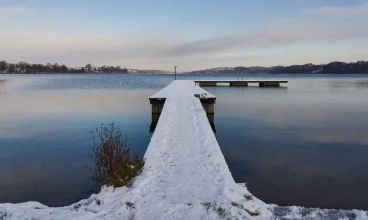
left=0, top=74, right=367, bottom=210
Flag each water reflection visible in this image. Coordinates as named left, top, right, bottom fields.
left=0, top=79, right=6, bottom=95
left=330, top=80, right=368, bottom=91
left=1, top=74, right=368, bottom=210
left=207, top=83, right=368, bottom=210
left=0, top=90, right=154, bottom=116
left=0, top=87, right=155, bottom=206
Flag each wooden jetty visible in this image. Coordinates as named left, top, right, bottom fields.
left=194, top=80, right=288, bottom=87
left=149, top=81, right=216, bottom=131
left=149, top=79, right=287, bottom=131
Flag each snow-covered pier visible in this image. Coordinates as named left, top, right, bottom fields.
left=149, top=80, right=216, bottom=131
left=140, top=80, right=273, bottom=218
left=1, top=80, right=367, bottom=219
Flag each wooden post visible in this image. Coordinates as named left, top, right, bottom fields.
left=149, top=98, right=166, bottom=132
left=199, top=98, right=216, bottom=132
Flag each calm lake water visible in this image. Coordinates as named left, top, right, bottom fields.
left=0, top=74, right=367, bottom=210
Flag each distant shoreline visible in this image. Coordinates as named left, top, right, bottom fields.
left=1, top=60, right=367, bottom=74
left=189, top=61, right=368, bottom=74
left=0, top=72, right=173, bottom=75
left=35, top=72, right=130, bottom=74
left=2, top=72, right=368, bottom=75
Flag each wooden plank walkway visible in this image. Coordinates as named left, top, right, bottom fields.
left=145, top=80, right=258, bottom=204
left=149, top=81, right=216, bottom=131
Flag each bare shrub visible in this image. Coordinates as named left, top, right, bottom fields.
left=90, top=123, right=145, bottom=188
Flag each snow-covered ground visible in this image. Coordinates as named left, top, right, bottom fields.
left=1, top=81, right=367, bottom=219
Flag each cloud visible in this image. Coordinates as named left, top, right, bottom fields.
left=303, top=4, right=368, bottom=16
left=1, top=4, right=368, bottom=70
left=166, top=27, right=368, bottom=58
left=0, top=31, right=183, bottom=67
left=0, top=6, right=28, bottom=23
left=1, top=22, right=368, bottom=71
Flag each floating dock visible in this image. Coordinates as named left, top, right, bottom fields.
left=194, top=80, right=288, bottom=87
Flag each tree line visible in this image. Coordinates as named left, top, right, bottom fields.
left=0, top=61, right=128, bottom=74
left=269, top=61, right=368, bottom=74
left=191, top=61, right=368, bottom=74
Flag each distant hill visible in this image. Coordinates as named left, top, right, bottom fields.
left=189, top=61, right=368, bottom=74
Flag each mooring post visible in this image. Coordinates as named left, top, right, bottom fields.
left=199, top=98, right=216, bottom=132
left=149, top=98, right=166, bottom=132
left=174, top=65, right=177, bottom=80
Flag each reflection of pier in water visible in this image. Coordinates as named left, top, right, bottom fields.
left=0, top=80, right=5, bottom=94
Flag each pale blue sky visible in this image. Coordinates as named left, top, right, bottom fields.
left=1, top=0, right=368, bottom=70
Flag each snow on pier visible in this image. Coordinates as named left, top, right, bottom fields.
left=144, top=80, right=252, bottom=204
left=1, top=80, right=367, bottom=219
left=150, top=80, right=216, bottom=99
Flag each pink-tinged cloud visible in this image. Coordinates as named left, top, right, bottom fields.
left=1, top=4, right=368, bottom=70
left=303, top=4, right=368, bottom=16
